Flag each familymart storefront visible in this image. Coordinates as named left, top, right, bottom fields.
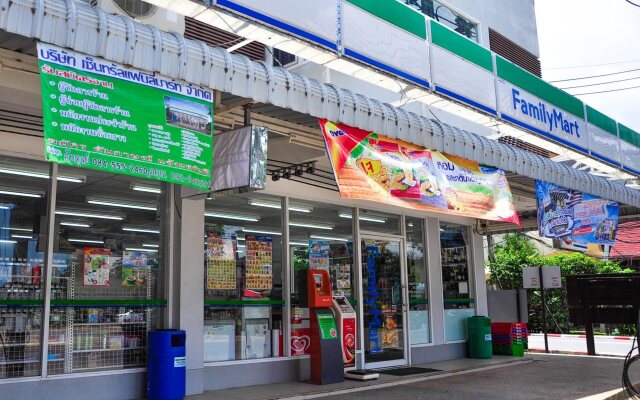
left=1, top=1, right=640, bottom=399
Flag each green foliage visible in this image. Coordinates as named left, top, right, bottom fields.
left=487, top=234, right=633, bottom=333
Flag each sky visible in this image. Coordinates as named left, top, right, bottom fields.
left=535, top=0, right=640, bottom=130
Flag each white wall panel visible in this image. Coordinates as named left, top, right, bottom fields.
left=431, top=46, right=496, bottom=113
left=587, top=123, right=620, bottom=166
left=342, top=3, right=430, bottom=85
left=621, top=140, right=640, bottom=174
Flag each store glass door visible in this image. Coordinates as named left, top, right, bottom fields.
left=361, top=237, right=407, bottom=368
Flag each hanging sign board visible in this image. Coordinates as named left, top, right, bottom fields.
left=37, top=43, right=214, bottom=190
left=536, top=180, right=619, bottom=245
left=320, top=119, right=521, bottom=225
left=522, top=266, right=562, bottom=289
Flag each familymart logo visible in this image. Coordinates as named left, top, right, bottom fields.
left=511, top=88, right=581, bottom=138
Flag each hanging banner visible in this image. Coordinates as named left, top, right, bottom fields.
left=245, top=235, right=273, bottom=291
left=37, top=43, right=214, bottom=190
left=535, top=180, right=619, bottom=245
left=320, top=119, right=520, bottom=225
left=122, top=251, right=148, bottom=286
left=83, top=248, right=111, bottom=286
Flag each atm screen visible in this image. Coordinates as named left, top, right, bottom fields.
left=314, top=274, right=325, bottom=295
left=335, top=297, right=348, bottom=306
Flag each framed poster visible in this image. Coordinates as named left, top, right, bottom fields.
left=83, top=248, right=111, bottom=286
left=206, top=232, right=237, bottom=289
left=245, top=235, right=273, bottom=290
left=309, top=240, right=330, bottom=272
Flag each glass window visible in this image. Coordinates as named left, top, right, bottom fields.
left=0, top=156, right=51, bottom=379
left=440, top=222, right=475, bottom=341
left=48, top=167, right=164, bottom=375
left=358, top=209, right=401, bottom=235
left=406, top=217, right=429, bottom=345
left=403, top=0, right=479, bottom=42
left=289, top=201, right=354, bottom=357
left=203, top=193, right=283, bottom=362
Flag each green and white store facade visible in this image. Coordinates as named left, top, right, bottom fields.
left=0, top=0, right=639, bottom=399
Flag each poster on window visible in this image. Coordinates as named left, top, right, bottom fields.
left=122, top=251, right=148, bottom=286
left=83, top=248, right=111, bottom=286
left=536, top=180, right=619, bottom=245
left=309, top=240, right=330, bottom=272
left=206, top=232, right=237, bottom=289
left=245, top=235, right=273, bottom=290
left=320, top=119, right=521, bottom=225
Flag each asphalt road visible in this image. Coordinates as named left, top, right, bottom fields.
left=528, top=333, right=636, bottom=356
left=326, top=354, right=633, bottom=400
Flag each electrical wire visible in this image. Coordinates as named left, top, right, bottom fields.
left=548, top=67, right=640, bottom=83
left=560, top=75, right=640, bottom=90
left=572, top=84, right=640, bottom=96
left=546, top=58, right=640, bottom=70
left=626, top=0, right=640, bottom=7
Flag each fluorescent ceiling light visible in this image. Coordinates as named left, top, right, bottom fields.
left=87, top=197, right=157, bottom=211
left=11, top=234, right=33, bottom=239
left=242, top=228, right=282, bottom=236
left=408, top=222, right=414, bottom=227
left=310, top=235, right=349, bottom=242
left=248, top=199, right=312, bottom=213
left=55, top=210, right=123, bottom=220
left=338, top=212, right=386, bottom=223
left=1, top=227, right=33, bottom=232
left=0, top=166, right=84, bottom=183
left=205, top=212, right=259, bottom=222
left=236, top=237, right=245, bottom=242
left=0, top=239, right=17, bottom=244
left=131, top=184, right=162, bottom=194
left=0, top=188, right=43, bottom=198
left=0, top=206, right=8, bottom=209
left=142, top=243, right=159, bottom=248
left=125, top=247, right=157, bottom=253
left=290, top=241, right=308, bottom=246
left=237, top=245, right=246, bottom=249
left=289, top=222, right=333, bottom=230
left=68, top=238, right=104, bottom=244
left=122, top=226, right=160, bottom=234
left=60, top=222, right=90, bottom=228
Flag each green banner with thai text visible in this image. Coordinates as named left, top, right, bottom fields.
left=37, top=43, right=214, bottom=190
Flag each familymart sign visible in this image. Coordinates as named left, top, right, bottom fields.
left=37, top=43, right=214, bottom=190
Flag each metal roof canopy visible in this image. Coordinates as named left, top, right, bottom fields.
left=1, top=0, right=639, bottom=208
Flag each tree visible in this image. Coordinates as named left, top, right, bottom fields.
left=487, top=234, right=633, bottom=333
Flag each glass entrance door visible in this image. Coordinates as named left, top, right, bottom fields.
left=361, top=237, right=407, bottom=367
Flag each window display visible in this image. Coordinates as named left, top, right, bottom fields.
left=440, top=223, right=475, bottom=341
left=203, top=193, right=283, bottom=362
left=47, top=166, right=164, bottom=375
left=406, top=217, right=429, bottom=345
left=289, top=201, right=355, bottom=357
left=0, top=156, right=51, bottom=379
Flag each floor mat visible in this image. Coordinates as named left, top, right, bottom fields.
left=376, top=367, right=442, bottom=376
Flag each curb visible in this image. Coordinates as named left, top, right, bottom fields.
left=530, top=333, right=633, bottom=340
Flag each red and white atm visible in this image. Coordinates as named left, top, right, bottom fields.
left=330, top=296, right=356, bottom=369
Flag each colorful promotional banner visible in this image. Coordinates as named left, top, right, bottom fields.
left=83, top=248, right=111, bottom=286
left=37, top=43, right=214, bottom=190
left=320, top=119, right=520, bottom=225
left=245, top=235, right=273, bottom=291
left=122, top=251, right=148, bottom=286
left=535, top=180, right=619, bottom=245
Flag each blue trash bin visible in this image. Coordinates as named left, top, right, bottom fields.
left=147, top=330, right=186, bottom=400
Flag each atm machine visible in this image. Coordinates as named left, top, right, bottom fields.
left=330, top=296, right=356, bottom=369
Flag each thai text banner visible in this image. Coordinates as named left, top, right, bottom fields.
left=37, top=42, right=214, bottom=190
left=535, top=180, right=619, bottom=245
left=320, top=119, right=521, bottom=225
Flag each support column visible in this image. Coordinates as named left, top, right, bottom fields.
left=471, top=231, right=488, bottom=317
left=171, top=186, right=205, bottom=395
left=426, top=217, right=445, bottom=345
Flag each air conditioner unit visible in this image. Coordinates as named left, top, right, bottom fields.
left=80, top=0, right=185, bottom=34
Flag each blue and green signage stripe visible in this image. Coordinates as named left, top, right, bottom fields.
left=345, top=0, right=427, bottom=39
left=204, top=299, right=284, bottom=306
left=619, top=124, right=640, bottom=147
left=430, top=20, right=492, bottom=72
left=587, top=106, right=617, bottom=136
left=496, top=56, right=584, bottom=119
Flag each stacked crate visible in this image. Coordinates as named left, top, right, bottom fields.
left=491, top=322, right=528, bottom=356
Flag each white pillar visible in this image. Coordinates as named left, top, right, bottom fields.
left=426, top=217, right=445, bottom=345
left=471, top=231, right=488, bottom=317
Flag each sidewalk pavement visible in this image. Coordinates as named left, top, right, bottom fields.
left=188, top=353, right=632, bottom=400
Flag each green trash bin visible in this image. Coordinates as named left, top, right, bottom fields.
left=467, top=316, right=492, bottom=359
